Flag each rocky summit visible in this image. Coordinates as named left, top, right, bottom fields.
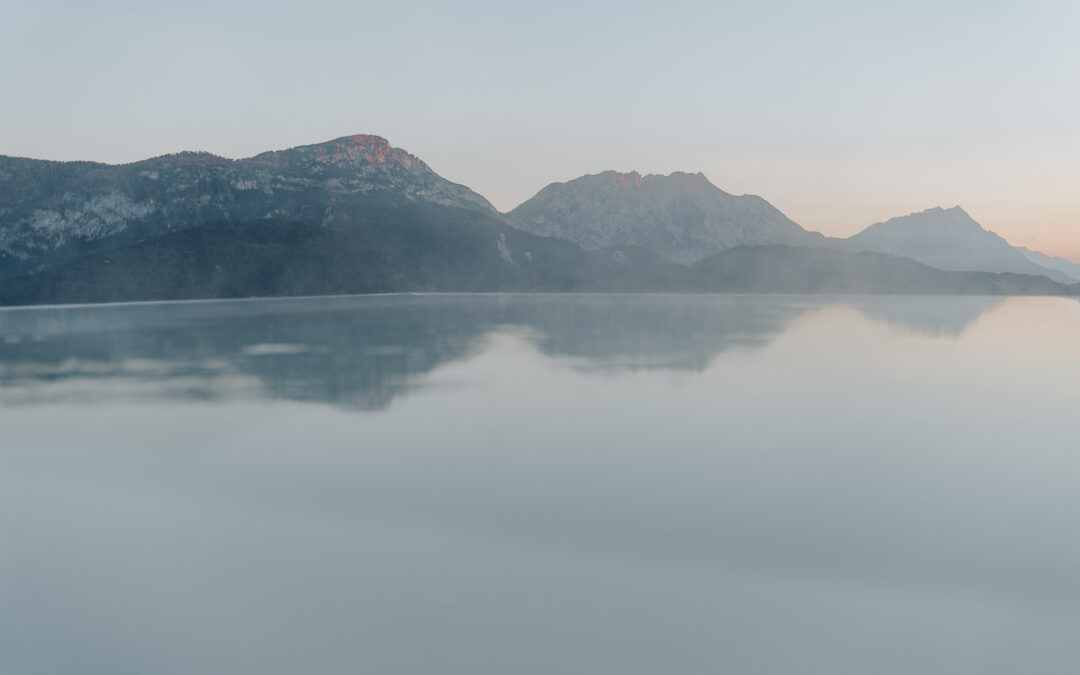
left=507, top=170, right=825, bottom=263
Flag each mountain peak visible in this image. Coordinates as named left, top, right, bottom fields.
left=598, top=170, right=644, bottom=188
left=872, top=206, right=982, bottom=234
left=920, top=204, right=972, bottom=217
left=263, top=134, right=425, bottom=173
left=846, top=206, right=1075, bottom=283
left=509, top=169, right=820, bottom=263
left=660, top=171, right=719, bottom=195
left=912, top=205, right=973, bottom=220
left=338, top=133, right=391, bottom=146
left=555, top=170, right=721, bottom=196
left=291, top=134, right=392, bottom=150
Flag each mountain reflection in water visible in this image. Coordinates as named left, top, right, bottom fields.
left=0, top=294, right=1005, bottom=409
left=2, top=294, right=1079, bottom=675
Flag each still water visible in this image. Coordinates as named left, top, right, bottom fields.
left=1, top=294, right=1078, bottom=674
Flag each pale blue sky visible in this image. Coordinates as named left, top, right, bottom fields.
left=2, top=0, right=1078, bottom=257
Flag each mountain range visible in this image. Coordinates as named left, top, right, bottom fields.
left=0, top=135, right=1076, bottom=304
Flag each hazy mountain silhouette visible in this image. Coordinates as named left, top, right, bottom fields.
left=842, top=207, right=1073, bottom=283
left=1016, top=246, right=1080, bottom=283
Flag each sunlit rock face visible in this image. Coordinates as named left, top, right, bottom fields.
left=0, top=135, right=495, bottom=280
left=508, top=170, right=825, bottom=263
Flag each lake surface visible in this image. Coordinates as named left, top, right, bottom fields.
left=1, top=293, right=1079, bottom=674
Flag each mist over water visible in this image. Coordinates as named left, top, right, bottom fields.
left=1, top=294, right=1079, bottom=674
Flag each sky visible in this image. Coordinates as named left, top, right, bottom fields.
left=2, top=0, right=1079, bottom=260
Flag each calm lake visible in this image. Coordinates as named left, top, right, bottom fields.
left=1, top=294, right=1078, bottom=674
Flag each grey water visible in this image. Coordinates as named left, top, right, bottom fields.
left=1, top=294, right=1079, bottom=674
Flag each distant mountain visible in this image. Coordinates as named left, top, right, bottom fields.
left=508, top=170, right=825, bottom=263
left=1016, top=246, right=1080, bottom=283
left=843, top=206, right=1073, bottom=284
left=0, top=135, right=496, bottom=280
